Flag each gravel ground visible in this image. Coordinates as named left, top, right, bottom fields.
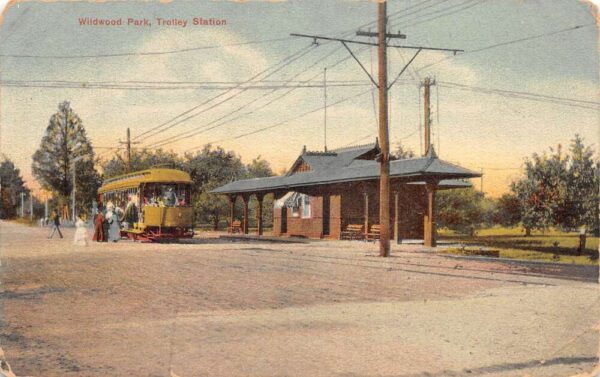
left=0, top=220, right=598, bottom=377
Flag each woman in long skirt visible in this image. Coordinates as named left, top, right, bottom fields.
left=92, top=208, right=106, bottom=242
left=106, top=204, right=121, bottom=242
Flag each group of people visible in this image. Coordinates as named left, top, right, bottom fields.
left=45, top=197, right=138, bottom=245
left=143, top=186, right=185, bottom=207
left=92, top=202, right=123, bottom=242
left=47, top=210, right=89, bottom=246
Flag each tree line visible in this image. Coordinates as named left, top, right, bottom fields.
left=2, top=101, right=596, bottom=237
left=22, top=102, right=273, bottom=228
left=436, top=135, right=599, bottom=236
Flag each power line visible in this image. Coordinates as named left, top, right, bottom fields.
left=146, top=44, right=348, bottom=149
left=145, top=24, right=384, bottom=150
left=96, top=44, right=314, bottom=159
left=399, top=0, right=484, bottom=29
left=134, top=44, right=315, bottom=143
left=101, top=24, right=363, bottom=158
left=152, top=45, right=370, bottom=150
left=193, top=88, right=374, bottom=149
left=0, top=81, right=370, bottom=91
left=387, top=0, right=453, bottom=25
left=437, top=81, right=600, bottom=110
left=141, top=44, right=338, bottom=148
left=416, top=23, right=595, bottom=73
left=0, top=37, right=293, bottom=59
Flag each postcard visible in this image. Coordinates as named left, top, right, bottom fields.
left=0, top=1, right=598, bottom=376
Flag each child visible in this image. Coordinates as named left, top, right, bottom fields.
left=73, top=216, right=88, bottom=246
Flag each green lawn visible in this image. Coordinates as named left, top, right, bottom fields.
left=439, top=227, right=599, bottom=265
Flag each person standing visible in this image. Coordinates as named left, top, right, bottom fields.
left=73, top=216, right=88, bottom=246
left=92, top=205, right=106, bottom=242
left=48, top=210, right=63, bottom=239
left=106, top=203, right=121, bottom=242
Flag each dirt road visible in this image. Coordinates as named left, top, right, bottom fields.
left=0, top=221, right=598, bottom=376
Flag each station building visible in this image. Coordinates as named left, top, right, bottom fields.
left=212, top=140, right=480, bottom=246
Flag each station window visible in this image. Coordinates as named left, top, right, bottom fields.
left=302, top=194, right=311, bottom=218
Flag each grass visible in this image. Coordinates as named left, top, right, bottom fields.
left=439, top=226, right=599, bottom=265
left=10, top=218, right=38, bottom=226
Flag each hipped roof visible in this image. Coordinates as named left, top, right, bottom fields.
left=212, top=143, right=480, bottom=195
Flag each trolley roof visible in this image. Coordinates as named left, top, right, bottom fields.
left=99, top=168, right=192, bottom=193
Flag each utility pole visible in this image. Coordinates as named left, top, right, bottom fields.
left=422, top=77, right=436, bottom=156
left=291, top=1, right=462, bottom=257
left=376, top=1, right=391, bottom=256
left=20, top=192, right=25, bottom=217
left=323, top=68, right=328, bottom=152
left=72, top=161, right=76, bottom=222
left=119, top=128, right=140, bottom=172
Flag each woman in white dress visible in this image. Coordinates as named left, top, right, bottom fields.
left=73, top=216, right=88, bottom=246
left=105, top=203, right=121, bottom=242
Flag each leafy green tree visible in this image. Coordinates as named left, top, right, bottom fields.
left=246, top=155, right=273, bottom=178
left=511, top=144, right=569, bottom=235
left=32, top=101, right=100, bottom=216
left=493, top=193, right=521, bottom=227
left=436, top=187, right=484, bottom=235
left=245, top=156, right=274, bottom=229
left=511, top=137, right=598, bottom=235
left=193, top=179, right=231, bottom=230
left=101, top=148, right=183, bottom=178
left=560, top=135, right=599, bottom=233
left=0, top=157, right=29, bottom=218
left=186, top=145, right=246, bottom=229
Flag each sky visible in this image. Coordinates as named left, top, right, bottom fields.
left=0, top=0, right=598, bottom=198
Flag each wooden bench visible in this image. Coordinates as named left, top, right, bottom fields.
left=366, top=224, right=380, bottom=241
left=341, top=224, right=364, bottom=240
left=230, top=220, right=242, bottom=234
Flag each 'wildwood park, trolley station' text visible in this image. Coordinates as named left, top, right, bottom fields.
left=78, top=17, right=227, bottom=27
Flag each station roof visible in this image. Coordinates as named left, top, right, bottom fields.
left=212, top=143, right=480, bottom=195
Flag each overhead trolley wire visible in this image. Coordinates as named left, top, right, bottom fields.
left=133, top=44, right=315, bottom=143
left=416, top=23, right=595, bottom=73
left=96, top=43, right=314, bottom=159
left=153, top=44, right=372, bottom=150
left=0, top=36, right=294, bottom=59
left=209, top=88, right=374, bottom=145
left=146, top=44, right=347, bottom=149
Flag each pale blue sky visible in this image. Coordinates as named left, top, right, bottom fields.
left=0, top=0, right=598, bottom=196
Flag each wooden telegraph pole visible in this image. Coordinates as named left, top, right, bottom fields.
left=291, top=1, right=462, bottom=256
left=119, top=128, right=140, bottom=172
left=422, top=77, right=436, bottom=156
left=376, top=1, right=391, bottom=256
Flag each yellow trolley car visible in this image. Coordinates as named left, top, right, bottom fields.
left=98, top=168, right=194, bottom=241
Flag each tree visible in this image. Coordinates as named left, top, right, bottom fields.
left=494, top=193, right=521, bottom=227
left=32, top=101, right=100, bottom=216
left=186, top=145, right=246, bottom=229
left=560, top=135, right=599, bottom=233
left=246, top=155, right=273, bottom=178
left=511, top=144, right=569, bottom=235
left=0, top=157, right=29, bottom=218
left=392, top=143, right=415, bottom=159
left=101, top=148, right=183, bottom=178
left=245, top=156, right=274, bottom=229
left=436, top=187, right=484, bottom=235
left=511, top=136, right=598, bottom=235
